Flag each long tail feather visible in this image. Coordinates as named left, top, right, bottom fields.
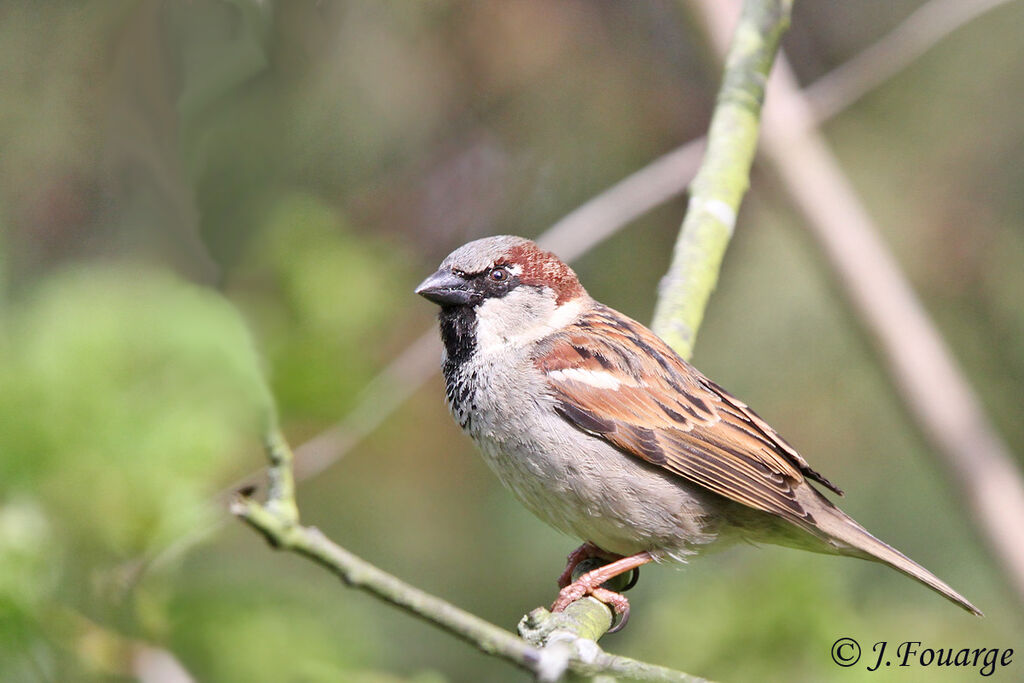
left=810, top=504, right=982, bottom=616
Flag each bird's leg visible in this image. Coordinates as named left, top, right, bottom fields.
left=551, top=551, right=654, bottom=631
left=557, top=541, right=622, bottom=588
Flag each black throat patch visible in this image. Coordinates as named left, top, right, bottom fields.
left=432, top=270, right=521, bottom=429
left=438, top=305, right=477, bottom=371
left=438, top=305, right=478, bottom=429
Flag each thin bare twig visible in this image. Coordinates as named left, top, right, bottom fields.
left=537, top=140, right=706, bottom=262
left=804, top=0, right=1017, bottom=123
left=759, top=53, right=1024, bottom=606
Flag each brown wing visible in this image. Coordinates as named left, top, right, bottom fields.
left=538, top=305, right=842, bottom=526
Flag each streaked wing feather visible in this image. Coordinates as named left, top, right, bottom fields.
left=538, top=305, right=842, bottom=526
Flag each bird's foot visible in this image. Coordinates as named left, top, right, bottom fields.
left=557, top=541, right=622, bottom=588
left=551, top=551, right=654, bottom=633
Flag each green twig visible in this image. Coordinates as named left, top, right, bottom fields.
left=233, top=427, right=705, bottom=681
left=232, top=488, right=539, bottom=675
left=651, top=0, right=793, bottom=358
left=261, top=420, right=298, bottom=527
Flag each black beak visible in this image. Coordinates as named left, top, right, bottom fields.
left=415, top=269, right=475, bottom=306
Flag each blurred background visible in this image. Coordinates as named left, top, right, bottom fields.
left=1, top=1, right=1022, bottom=681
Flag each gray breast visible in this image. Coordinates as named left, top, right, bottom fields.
left=445, top=351, right=727, bottom=560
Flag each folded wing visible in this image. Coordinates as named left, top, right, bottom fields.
left=537, top=305, right=843, bottom=528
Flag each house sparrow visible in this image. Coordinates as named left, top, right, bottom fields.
left=416, top=235, right=981, bottom=625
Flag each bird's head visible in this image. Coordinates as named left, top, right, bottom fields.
left=416, top=236, right=587, bottom=354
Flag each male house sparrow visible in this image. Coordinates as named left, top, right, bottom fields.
left=416, top=235, right=980, bottom=624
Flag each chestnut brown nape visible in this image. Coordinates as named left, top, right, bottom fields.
left=504, top=241, right=583, bottom=305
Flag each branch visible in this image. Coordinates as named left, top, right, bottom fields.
left=536, top=140, right=706, bottom=263
left=520, top=604, right=708, bottom=682
left=803, top=0, right=1016, bottom=124
left=232, top=428, right=541, bottom=675
left=650, top=0, right=793, bottom=357
left=233, top=427, right=705, bottom=682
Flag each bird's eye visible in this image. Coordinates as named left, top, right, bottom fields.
left=489, top=267, right=509, bottom=282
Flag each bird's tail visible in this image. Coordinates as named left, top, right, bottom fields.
left=808, top=502, right=982, bottom=616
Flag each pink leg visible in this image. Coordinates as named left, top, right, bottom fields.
left=557, top=542, right=623, bottom=588
left=551, top=551, right=655, bottom=625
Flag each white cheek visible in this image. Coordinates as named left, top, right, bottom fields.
left=475, top=290, right=584, bottom=353
left=548, top=296, right=585, bottom=329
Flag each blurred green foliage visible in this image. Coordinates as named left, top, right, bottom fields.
left=0, top=1, right=1022, bottom=681
left=0, top=266, right=270, bottom=677
left=227, top=192, right=411, bottom=421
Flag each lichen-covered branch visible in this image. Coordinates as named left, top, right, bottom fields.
left=650, top=0, right=793, bottom=357
left=233, top=427, right=707, bottom=681
left=520, top=604, right=707, bottom=682
left=233, top=427, right=541, bottom=674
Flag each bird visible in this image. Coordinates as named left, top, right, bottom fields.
left=415, top=235, right=981, bottom=627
